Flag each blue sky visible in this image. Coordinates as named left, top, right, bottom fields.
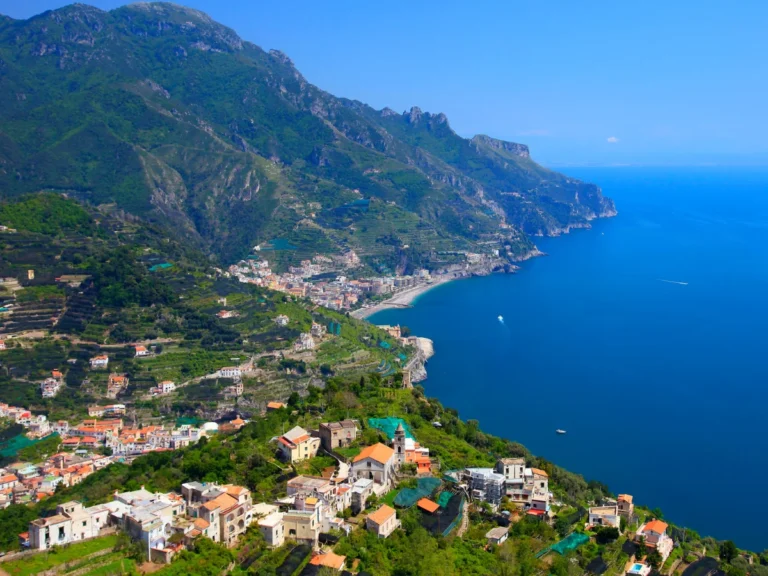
left=2, top=0, right=767, bottom=166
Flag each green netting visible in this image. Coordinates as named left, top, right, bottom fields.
left=393, top=477, right=441, bottom=508
left=368, top=417, right=415, bottom=440
left=549, top=532, right=590, bottom=555
left=436, top=491, right=453, bottom=508
left=0, top=433, right=56, bottom=458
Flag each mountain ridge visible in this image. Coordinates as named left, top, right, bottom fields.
left=0, top=1, right=615, bottom=267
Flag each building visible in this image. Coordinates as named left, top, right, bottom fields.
left=319, top=420, right=359, bottom=452
left=293, top=333, right=315, bottom=352
left=28, top=501, right=107, bottom=550
left=309, top=551, right=346, bottom=572
left=350, top=478, right=374, bottom=514
left=588, top=505, right=621, bottom=529
left=217, top=310, right=237, bottom=319
left=366, top=504, right=400, bottom=538
left=89, top=355, right=109, bottom=369
left=310, top=322, right=326, bottom=338
left=274, top=315, right=290, bottom=327
left=217, top=366, right=241, bottom=379
left=157, top=381, right=176, bottom=395
left=486, top=526, right=509, bottom=546
left=636, top=520, right=674, bottom=561
left=107, top=374, right=128, bottom=398
left=282, top=509, right=320, bottom=547
left=266, top=401, right=286, bottom=411
left=258, top=512, right=284, bottom=548
left=466, top=468, right=506, bottom=507
left=134, top=346, right=150, bottom=358
left=40, top=378, right=61, bottom=398
left=278, top=426, right=321, bottom=463
left=495, top=458, right=526, bottom=481
left=0, top=340, right=5, bottom=350
left=350, top=443, right=396, bottom=488
left=192, top=484, right=253, bottom=548
left=376, top=325, right=401, bottom=339
left=618, top=494, right=634, bottom=519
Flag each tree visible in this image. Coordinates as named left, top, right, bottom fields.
left=287, top=391, right=301, bottom=407
left=636, top=537, right=647, bottom=559
left=720, top=540, right=738, bottom=563
left=595, top=526, right=619, bottom=544
left=651, top=507, right=664, bottom=520
left=647, top=548, right=663, bottom=569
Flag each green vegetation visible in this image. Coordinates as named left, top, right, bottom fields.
left=2, top=534, right=118, bottom=576
left=0, top=3, right=613, bottom=267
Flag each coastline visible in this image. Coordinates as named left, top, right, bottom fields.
left=350, top=272, right=464, bottom=320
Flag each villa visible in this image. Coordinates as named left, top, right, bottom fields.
left=366, top=504, right=400, bottom=539
left=350, top=443, right=396, bottom=489
left=618, top=494, right=634, bottom=518
left=636, top=519, right=674, bottom=561
left=278, top=426, right=320, bottom=463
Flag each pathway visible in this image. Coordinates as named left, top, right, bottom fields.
left=456, top=498, right=470, bottom=537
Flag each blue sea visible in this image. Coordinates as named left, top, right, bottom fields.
left=371, top=167, right=768, bottom=551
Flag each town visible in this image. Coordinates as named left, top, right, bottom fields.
left=12, top=406, right=686, bottom=576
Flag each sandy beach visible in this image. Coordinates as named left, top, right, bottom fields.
left=350, top=273, right=462, bottom=319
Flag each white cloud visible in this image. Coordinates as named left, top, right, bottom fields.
left=606, top=136, right=619, bottom=143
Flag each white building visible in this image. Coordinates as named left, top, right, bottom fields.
left=89, top=355, right=109, bottom=369
left=293, top=333, right=315, bottom=352
left=365, top=504, right=400, bottom=539
left=588, top=505, right=621, bottom=529
left=217, top=366, right=241, bottom=379
left=350, top=443, right=396, bottom=489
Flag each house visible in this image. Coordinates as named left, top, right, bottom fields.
left=319, top=420, right=359, bottom=451
left=258, top=512, right=284, bottom=548
left=636, top=520, right=674, bottom=561
left=350, top=478, right=374, bottom=514
left=197, top=485, right=253, bottom=547
left=278, top=426, right=320, bottom=463
left=486, top=526, right=509, bottom=546
left=40, top=378, right=61, bottom=398
left=216, top=310, right=236, bottom=319
left=588, top=505, right=621, bottom=529
left=282, top=509, right=320, bottom=547
left=28, top=501, right=105, bottom=550
left=350, top=443, right=396, bottom=488
left=217, top=366, right=241, bottom=379
left=274, top=315, right=290, bottom=327
left=376, top=325, right=401, bottom=339
left=158, top=381, right=176, bottom=395
left=310, top=323, right=326, bottom=338
left=366, top=504, right=400, bottom=538
left=134, top=346, right=150, bottom=358
left=89, top=355, right=109, bottom=369
left=0, top=340, right=5, bottom=350
left=0, top=474, right=18, bottom=490
left=309, top=551, right=346, bottom=572
left=293, top=333, right=315, bottom=352
left=107, top=374, right=129, bottom=398
left=618, top=494, right=634, bottom=519
left=266, top=401, right=286, bottom=411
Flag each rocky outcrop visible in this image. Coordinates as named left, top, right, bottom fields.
left=471, top=134, right=530, bottom=158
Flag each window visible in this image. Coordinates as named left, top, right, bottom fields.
left=367, top=462, right=371, bottom=468
left=82, top=521, right=86, bottom=527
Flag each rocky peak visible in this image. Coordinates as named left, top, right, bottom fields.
left=380, top=107, right=399, bottom=117
left=405, top=106, right=423, bottom=124
left=471, top=134, right=530, bottom=158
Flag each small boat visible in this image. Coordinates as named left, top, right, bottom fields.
left=556, top=429, right=567, bottom=435
left=498, top=315, right=504, bottom=322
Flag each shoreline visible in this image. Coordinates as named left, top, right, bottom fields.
left=350, top=272, right=464, bottom=320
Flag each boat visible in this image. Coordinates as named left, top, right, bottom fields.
left=556, top=429, right=567, bottom=435
left=497, top=315, right=504, bottom=322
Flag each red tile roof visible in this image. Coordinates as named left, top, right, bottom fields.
left=353, top=443, right=394, bottom=465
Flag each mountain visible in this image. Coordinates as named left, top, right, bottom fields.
left=0, top=2, right=615, bottom=266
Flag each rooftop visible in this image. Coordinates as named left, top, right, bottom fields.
left=353, top=443, right=394, bottom=465
left=367, top=504, right=396, bottom=526
left=486, top=526, right=509, bottom=539
left=309, top=551, right=346, bottom=570
left=417, top=498, right=439, bottom=514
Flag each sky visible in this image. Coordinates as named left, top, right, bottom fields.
left=1, top=0, right=767, bottom=166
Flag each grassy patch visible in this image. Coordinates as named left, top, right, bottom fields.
left=3, top=534, right=118, bottom=576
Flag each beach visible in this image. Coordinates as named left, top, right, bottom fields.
left=350, top=273, right=461, bottom=319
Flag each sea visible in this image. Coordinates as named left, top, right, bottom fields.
left=370, top=166, right=768, bottom=551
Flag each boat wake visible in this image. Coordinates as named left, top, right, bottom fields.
left=658, top=279, right=689, bottom=286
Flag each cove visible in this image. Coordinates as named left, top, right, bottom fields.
left=370, top=166, right=768, bottom=551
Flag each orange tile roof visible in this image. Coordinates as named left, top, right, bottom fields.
left=188, top=529, right=201, bottom=538
left=0, top=474, right=17, bottom=484
left=266, top=402, right=285, bottom=410
left=309, top=551, right=346, bottom=570
left=530, top=468, right=549, bottom=478
left=367, top=504, right=396, bottom=526
left=193, top=518, right=210, bottom=530
left=202, top=493, right=238, bottom=512
left=644, top=519, right=668, bottom=534
left=353, top=443, right=395, bottom=465
left=225, top=485, right=248, bottom=497
left=417, top=498, right=439, bottom=513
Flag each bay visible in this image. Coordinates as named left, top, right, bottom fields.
left=370, top=166, right=768, bottom=551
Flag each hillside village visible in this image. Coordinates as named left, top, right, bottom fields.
left=16, top=408, right=683, bottom=576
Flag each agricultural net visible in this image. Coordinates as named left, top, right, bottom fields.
left=393, top=476, right=441, bottom=508
left=367, top=417, right=415, bottom=440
